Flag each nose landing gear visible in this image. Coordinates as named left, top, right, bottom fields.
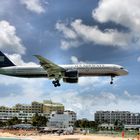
left=110, top=76, right=114, bottom=84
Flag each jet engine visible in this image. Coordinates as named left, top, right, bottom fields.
left=63, top=77, right=78, bottom=83
left=63, top=70, right=78, bottom=83
left=64, top=70, right=78, bottom=77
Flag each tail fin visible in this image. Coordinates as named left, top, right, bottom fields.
left=0, top=51, right=15, bottom=67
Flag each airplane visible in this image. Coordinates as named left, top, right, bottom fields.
left=0, top=51, right=128, bottom=87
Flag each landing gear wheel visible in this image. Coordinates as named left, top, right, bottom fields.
left=110, top=76, right=114, bottom=85
left=57, top=83, right=60, bottom=86
left=54, top=84, right=57, bottom=87
left=52, top=80, right=61, bottom=87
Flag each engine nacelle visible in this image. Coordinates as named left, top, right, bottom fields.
left=64, top=70, right=78, bottom=78
left=63, top=70, right=78, bottom=83
left=63, top=78, right=78, bottom=83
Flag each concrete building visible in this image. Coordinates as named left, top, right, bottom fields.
left=98, top=123, right=115, bottom=130
left=47, top=110, right=77, bottom=128
left=124, top=125, right=140, bottom=130
left=12, top=101, right=43, bottom=113
left=43, top=100, right=64, bottom=114
left=0, top=111, right=42, bottom=122
left=95, top=111, right=140, bottom=125
left=0, top=100, right=64, bottom=122
left=0, top=102, right=44, bottom=122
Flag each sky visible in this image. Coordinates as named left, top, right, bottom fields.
left=0, top=0, right=140, bottom=120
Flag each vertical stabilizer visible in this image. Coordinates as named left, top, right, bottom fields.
left=0, top=51, right=15, bottom=67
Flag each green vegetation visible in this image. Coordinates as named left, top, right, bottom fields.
left=114, top=120, right=124, bottom=131
left=74, top=119, right=98, bottom=130
left=7, top=117, right=21, bottom=126
left=32, top=113, right=48, bottom=127
left=0, top=120, right=6, bottom=127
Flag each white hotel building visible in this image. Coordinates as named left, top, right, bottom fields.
left=47, top=110, right=77, bottom=128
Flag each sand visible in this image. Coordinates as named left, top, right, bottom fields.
left=30, top=134, right=133, bottom=140
left=0, top=132, right=136, bottom=140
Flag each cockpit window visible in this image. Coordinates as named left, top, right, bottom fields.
left=120, top=67, right=124, bottom=69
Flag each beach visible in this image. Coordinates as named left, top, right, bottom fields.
left=0, top=132, right=136, bottom=140
left=30, top=134, right=133, bottom=140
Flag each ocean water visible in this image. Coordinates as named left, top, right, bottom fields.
left=0, top=138, right=19, bottom=140
left=0, top=138, right=29, bottom=140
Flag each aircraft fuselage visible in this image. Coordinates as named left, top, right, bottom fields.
left=0, top=64, right=128, bottom=78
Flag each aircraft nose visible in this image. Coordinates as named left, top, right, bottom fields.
left=123, top=69, right=128, bottom=75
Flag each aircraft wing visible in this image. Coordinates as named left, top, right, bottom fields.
left=34, top=55, right=65, bottom=79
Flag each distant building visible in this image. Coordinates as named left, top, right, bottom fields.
left=0, top=100, right=64, bottom=122
left=13, top=101, right=43, bottom=113
left=43, top=100, right=64, bottom=114
left=98, top=123, right=114, bottom=130
left=47, top=110, right=77, bottom=128
left=124, top=124, right=140, bottom=130
left=0, top=111, right=42, bottom=122
left=95, top=111, right=140, bottom=125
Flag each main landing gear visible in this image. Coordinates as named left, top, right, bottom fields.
left=110, top=76, right=114, bottom=84
left=52, top=80, right=61, bottom=87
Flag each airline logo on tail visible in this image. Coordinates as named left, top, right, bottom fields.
left=0, top=56, right=4, bottom=62
left=0, top=51, right=15, bottom=67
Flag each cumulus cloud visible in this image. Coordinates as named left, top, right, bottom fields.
left=78, top=77, right=109, bottom=87
left=56, top=19, right=131, bottom=50
left=137, top=56, right=140, bottom=62
left=45, top=89, right=140, bottom=119
left=70, top=56, right=86, bottom=64
left=0, top=20, right=37, bottom=66
left=71, top=19, right=130, bottom=47
left=124, top=90, right=131, bottom=97
left=0, top=20, right=26, bottom=54
left=56, top=22, right=82, bottom=50
left=92, top=0, right=140, bottom=47
left=21, top=0, right=45, bottom=14
left=60, top=40, right=82, bottom=50
left=92, top=0, right=140, bottom=33
left=70, top=55, right=97, bottom=65
left=44, top=89, right=118, bottom=118
left=0, top=19, right=40, bottom=106
left=7, top=53, right=37, bottom=66
left=71, top=56, right=79, bottom=64
left=0, top=76, right=138, bottom=119
left=0, top=75, right=46, bottom=106
left=56, top=0, right=140, bottom=50
left=56, top=22, right=77, bottom=39
left=123, top=90, right=140, bottom=101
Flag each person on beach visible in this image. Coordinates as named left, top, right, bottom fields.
left=137, top=132, right=140, bottom=140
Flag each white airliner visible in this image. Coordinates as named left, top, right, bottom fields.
left=0, top=51, right=128, bottom=87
